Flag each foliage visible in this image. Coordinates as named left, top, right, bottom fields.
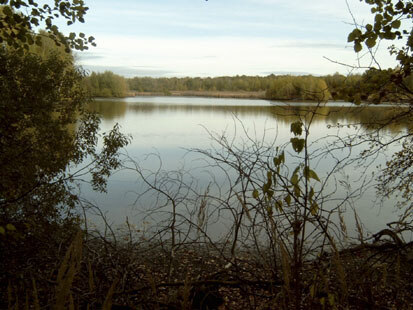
left=128, top=75, right=275, bottom=93
left=0, top=1, right=96, bottom=52
left=128, top=72, right=409, bottom=103
left=128, top=74, right=335, bottom=101
left=0, top=41, right=129, bottom=285
left=28, top=29, right=74, bottom=61
left=348, top=0, right=412, bottom=76
left=266, top=75, right=331, bottom=101
left=0, top=0, right=133, bottom=305
left=0, top=49, right=85, bottom=220
left=325, top=69, right=413, bottom=103
left=346, top=0, right=413, bottom=227
left=324, top=72, right=363, bottom=101
left=83, top=71, right=129, bottom=98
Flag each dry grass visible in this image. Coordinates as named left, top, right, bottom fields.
left=2, top=231, right=412, bottom=309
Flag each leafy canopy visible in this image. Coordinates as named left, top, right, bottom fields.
left=348, top=0, right=412, bottom=226
left=0, top=46, right=129, bottom=226
left=0, top=0, right=96, bottom=52
left=348, top=0, right=412, bottom=76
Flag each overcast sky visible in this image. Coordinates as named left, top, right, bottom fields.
left=60, top=0, right=399, bottom=77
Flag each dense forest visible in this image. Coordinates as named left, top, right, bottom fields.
left=84, top=69, right=413, bottom=103
left=83, top=71, right=129, bottom=98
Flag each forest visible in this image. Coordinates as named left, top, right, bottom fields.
left=84, top=69, right=413, bottom=103
left=1, top=0, right=412, bottom=309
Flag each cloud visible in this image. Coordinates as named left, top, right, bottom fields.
left=76, top=35, right=357, bottom=77
left=79, top=33, right=396, bottom=77
left=75, top=52, right=104, bottom=60
left=249, top=0, right=372, bottom=20
left=271, top=42, right=345, bottom=49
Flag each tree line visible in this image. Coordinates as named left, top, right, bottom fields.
left=83, top=71, right=129, bottom=98
left=84, top=69, right=412, bottom=103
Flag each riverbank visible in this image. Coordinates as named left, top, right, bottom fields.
left=2, top=228, right=412, bottom=309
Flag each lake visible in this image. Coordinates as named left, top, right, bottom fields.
left=82, top=96, right=410, bottom=242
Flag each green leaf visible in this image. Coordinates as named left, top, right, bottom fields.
left=310, top=284, right=316, bottom=298
left=395, top=1, right=404, bottom=10
left=310, top=202, right=319, bottom=216
left=0, top=226, right=5, bottom=235
left=6, top=223, right=16, bottom=231
left=273, top=152, right=285, bottom=166
left=290, top=138, right=305, bottom=153
left=3, top=5, right=12, bottom=17
left=284, top=194, right=291, bottom=206
left=30, top=17, right=39, bottom=25
left=309, top=187, right=315, bottom=201
left=292, top=165, right=300, bottom=176
left=391, top=20, right=401, bottom=29
left=354, top=42, right=362, bottom=53
left=290, top=173, right=299, bottom=186
left=347, top=29, right=361, bottom=42
left=375, top=14, right=383, bottom=23
left=365, top=24, right=373, bottom=32
left=294, top=185, right=301, bottom=198
left=305, top=167, right=320, bottom=182
left=366, top=37, right=376, bottom=48
left=252, top=189, right=259, bottom=199
left=328, top=293, right=335, bottom=306
left=383, top=31, right=395, bottom=39
left=290, top=121, right=303, bottom=136
left=267, top=171, right=272, bottom=182
left=275, top=200, right=283, bottom=212
left=320, top=297, right=326, bottom=306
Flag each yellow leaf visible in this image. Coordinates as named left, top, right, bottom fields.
left=328, top=293, right=335, bottom=306
left=320, top=297, right=326, bottom=306
left=252, top=189, right=259, bottom=199
left=310, top=202, right=319, bottom=216
left=6, top=224, right=16, bottom=231
left=310, top=284, right=316, bottom=298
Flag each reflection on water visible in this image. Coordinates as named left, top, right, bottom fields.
left=84, top=97, right=410, bottom=239
left=91, top=97, right=410, bottom=133
left=87, top=100, right=128, bottom=120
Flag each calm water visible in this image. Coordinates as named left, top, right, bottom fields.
left=82, top=96, right=409, bottom=240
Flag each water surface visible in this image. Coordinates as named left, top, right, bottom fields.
left=82, top=96, right=409, bottom=240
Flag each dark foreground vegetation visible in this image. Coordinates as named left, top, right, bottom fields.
left=2, top=225, right=413, bottom=309
left=1, top=0, right=412, bottom=309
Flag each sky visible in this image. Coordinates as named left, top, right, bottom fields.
left=57, top=0, right=400, bottom=78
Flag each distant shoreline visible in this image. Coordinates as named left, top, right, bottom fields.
left=128, top=90, right=267, bottom=99
left=100, top=91, right=406, bottom=106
